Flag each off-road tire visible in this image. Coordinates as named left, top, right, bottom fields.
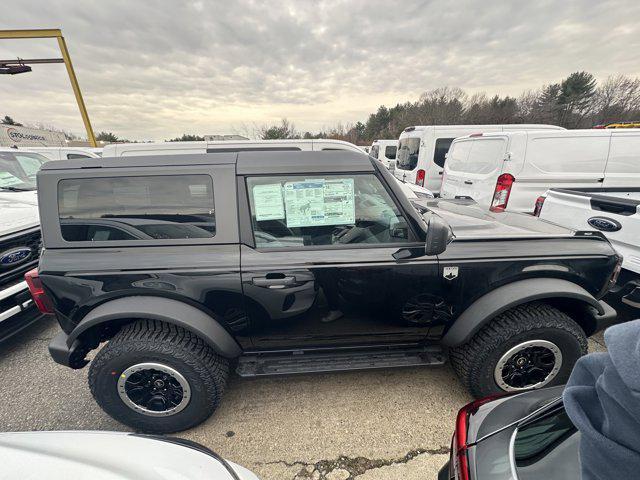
left=449, top=302, right=587, bottom=398
left=88, top=319, right=229, bottom=433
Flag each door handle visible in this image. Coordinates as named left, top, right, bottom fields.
left=251, top=276, right=297, bottom=288
left=464, top=180, right=473, bottom=185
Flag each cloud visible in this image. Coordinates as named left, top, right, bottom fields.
left=1, top=0, right=639, bottom=140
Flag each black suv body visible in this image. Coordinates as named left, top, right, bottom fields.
left=35, top=151, right=619, bottom=432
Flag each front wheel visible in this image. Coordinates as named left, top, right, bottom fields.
left=88, top=320, right=229, bottom=433
left=449, top=303, right=587, bottom=398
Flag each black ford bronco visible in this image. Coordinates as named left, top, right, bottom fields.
left=33, top=151, right=620, bottom=433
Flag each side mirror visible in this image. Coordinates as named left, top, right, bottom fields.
left=424, top=213, right=452, bottom=256
left=389, top=216, right=409, bottom=239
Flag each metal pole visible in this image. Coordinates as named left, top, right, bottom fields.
left=56, top=35, right=97, bottom=147
left=0, top=58, right=65, bottom=65
left=0, top=29, right=97, bottom=147
left=0, top=29, right=61, bottom=39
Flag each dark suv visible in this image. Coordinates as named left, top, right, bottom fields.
left=33, top=151, right=619, bottom=433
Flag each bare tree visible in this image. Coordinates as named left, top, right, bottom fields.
left=258, top=118, right=300, bottom=140
left=592, top=75, right=640, bottom=125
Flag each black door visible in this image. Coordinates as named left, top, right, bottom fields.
left=240, top=172, right=444, bottom=349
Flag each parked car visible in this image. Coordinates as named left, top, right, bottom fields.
left=392, top=124, right=564, bottom=193
left=536, top=187, right=640, bottom=317
left=440, top=128, right=640, bottom=213
left=0, top=148, right=46, bottom=341
left=438, top=386, right=576, bottom=480
left=17, top=146, right=101, bottom=160
left=0, top=430, right=259, bottom=479
left=101, top=138, right=366, bottom=157
left=34, top=151, right=619, bottom=432
left=369, top=139, right=398, bottom=170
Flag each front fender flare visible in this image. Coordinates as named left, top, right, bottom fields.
left=441, top=278, right=604, bottom=347
left=68, top=296, right=242, bottom=358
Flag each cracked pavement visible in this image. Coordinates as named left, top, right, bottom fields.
left=0, top=317, right=606, bottom=479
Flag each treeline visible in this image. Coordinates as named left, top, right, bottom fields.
left=6, top=71, right=639, bottom=145
left=261, top=72, right=640, bottom=143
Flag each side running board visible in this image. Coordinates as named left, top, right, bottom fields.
left=236, top=346, right=445, bottom=377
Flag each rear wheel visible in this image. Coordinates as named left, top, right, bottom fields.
left=88, top=319, right=229, bottom=433
left=449, top=302, right=587, bottom=398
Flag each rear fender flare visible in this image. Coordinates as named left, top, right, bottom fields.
left=441, top=278, right=604, bottom=347
left=68, top=296, right=242, bottom=358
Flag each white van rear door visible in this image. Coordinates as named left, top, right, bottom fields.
left=442, top=137, right=507, bottom=209
left=394, top=136, right=421, bottom=184
left=425, top=137, right=456, bottom=192
left=440, top=139, right=473, bottom=199
left=604, top=132, right=640, bottom=187
left=461, top=137, right=508, bottom=209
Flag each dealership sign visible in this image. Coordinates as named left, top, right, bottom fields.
left=7, top=128, right=48, bottom=143
left=0, top=125, right=66, bottom=147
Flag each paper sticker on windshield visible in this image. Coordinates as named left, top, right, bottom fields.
left=253, top=183, right=285, bottom=221
left=284, top=178, right=355, bottom=228
left=0, top=172, right=23, bottom=187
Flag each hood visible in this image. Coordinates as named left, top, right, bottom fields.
left=0, top=431, right=259, bottom=480
left=415, top=198, right=572, bottom=238
left=0, top=190, right=39, bottom=236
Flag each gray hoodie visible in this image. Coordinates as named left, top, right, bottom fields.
left=563, top=319, right=640, bottom=479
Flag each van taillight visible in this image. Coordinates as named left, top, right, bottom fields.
left=533, top=196, right=546, bottom=216
left=490, top=173, right=515, bottom=212
left=416, top=169, right=426, bottom=187
left=24, top=268, right=54, bottom=315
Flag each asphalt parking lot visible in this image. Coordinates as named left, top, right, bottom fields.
left=0, top=317, right=606, bottom=480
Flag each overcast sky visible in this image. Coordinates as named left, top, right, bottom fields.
left=1, top=0, right=639, bottom=140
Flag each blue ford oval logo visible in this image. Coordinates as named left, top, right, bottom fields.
left=0, top=247, right=32, bottom=266
left=587, top=216, right=621, bottom=232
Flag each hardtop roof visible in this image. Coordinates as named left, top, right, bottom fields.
left=40, top=150, right=376, bottom=174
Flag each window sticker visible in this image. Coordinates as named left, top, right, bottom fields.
left=323, top=178, right=355, bottom=224
left=0, top=172, right=22, bottom=187
left=284, top=178, right=355, bottom=227
left=253, top=183, right=285, bottom=221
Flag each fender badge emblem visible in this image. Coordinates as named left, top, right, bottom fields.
left=443, top=266, right=459, bottom=281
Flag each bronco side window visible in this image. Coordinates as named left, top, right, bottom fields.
left=246, top=174, right=410, bottom=248
left=58, top=175, right=215, bottom=242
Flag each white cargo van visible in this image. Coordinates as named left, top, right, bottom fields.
left=102, top=139, right=365, bottom=157
left=440, top=129, right=640, bottom=213
left=19, top=147, right=100, bottom=161
left=393, top=124, right=564, bottom=193
left=369, top=139, right=398, bottom=170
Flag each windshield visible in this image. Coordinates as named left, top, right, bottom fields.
left=396, top=137, right=420, bottom=170
left=513, top=405, right=580, bottom=480
left=0, top=151, right=48, bottom=191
